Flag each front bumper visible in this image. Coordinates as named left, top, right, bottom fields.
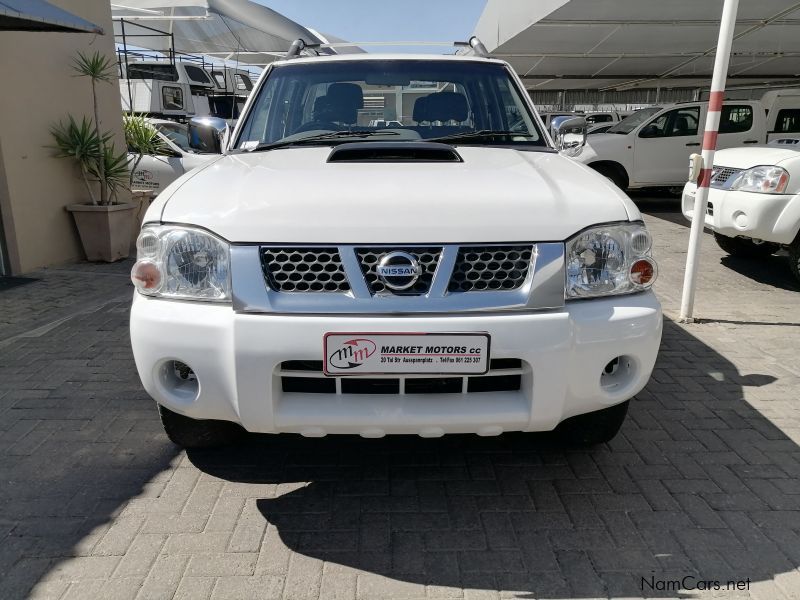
left=130, top=291, right=662, bottom=437
left=682, top=182, right=799, bottom=245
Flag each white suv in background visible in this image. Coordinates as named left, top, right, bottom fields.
left=683, top=139, right=800, bottom=282
left=575, top=94, right=800, bottom=190
left=129, top=49, right=662, bottom=448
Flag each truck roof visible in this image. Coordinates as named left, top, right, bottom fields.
left=274, top=53, right=508, bottom=67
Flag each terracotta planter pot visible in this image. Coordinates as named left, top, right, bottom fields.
left=66, top=203, right=138, bottom=262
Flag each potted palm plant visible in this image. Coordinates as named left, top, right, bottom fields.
left=124, top=114, right=168, bottom=242
left=54, top=51, right=136, bottom=262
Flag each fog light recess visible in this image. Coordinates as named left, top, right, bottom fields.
left=157, top=360, right=200, bottom=404
left=600, top=355, right=637, bottom=393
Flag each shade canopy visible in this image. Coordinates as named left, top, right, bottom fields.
left=111, top=0, right=359, bottom=65
left=0, top=0, right=103, bottom=33
left=474, top=0, right=800, bottom=91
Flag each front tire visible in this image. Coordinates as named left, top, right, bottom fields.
left=556, top=401, right=629, bottom=446
left=714, top=232, right=779, bottom=258
left=158, top=404, right=243, bottom=448
left=790, top=238, right=800, bottom=283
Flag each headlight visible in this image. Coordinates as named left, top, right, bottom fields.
left=566, top=222, right=657, bottom=299
left=730, top=165, right=789, bottom=194
left=131, top=225, right=231, bottom=302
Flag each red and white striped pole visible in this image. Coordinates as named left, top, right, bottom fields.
left=680, top=0, right=740, bottom=322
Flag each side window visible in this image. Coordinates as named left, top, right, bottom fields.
left=211, top=71, right=226, bottom=89
left=774, top=109, right=800, bottom=133
left=161, top=86, right=184, bottom=111
left=235, top=74, right=253, bottom=91
left=719, top=105, right=753, bottom=134
left=184, top=65, right=212, bottom=85
left=639, top=113, right=669, bottom=138
left=639, top=107, right=699, bottom=138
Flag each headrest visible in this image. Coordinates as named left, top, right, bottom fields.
left=674, top=116, right=690, bottom=131
left=314, top=83, right=364, bottom=124
left=425, top=92, right=469, bottom=123
left=413, top=96, right=430, bottom=123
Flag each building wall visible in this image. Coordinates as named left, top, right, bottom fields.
left=0, top=0, right=128, bottom=275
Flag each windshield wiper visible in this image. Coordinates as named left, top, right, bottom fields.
left=246, top=130, right=400, bottom=152
left=426, top=130, right=533, bottom=144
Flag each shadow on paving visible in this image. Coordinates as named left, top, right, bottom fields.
left=720, top=255, right=800, bottom=293
left=0, top=301, right=180, bottom=598
left=187, top=318, right=800, bottom=599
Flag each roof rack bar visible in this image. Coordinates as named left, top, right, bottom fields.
left=284, top=38, right=491, bottom=58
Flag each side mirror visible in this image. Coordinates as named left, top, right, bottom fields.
left=188, top=116, right=226, bottom=154
left=554, top=116, right=587, bottom=157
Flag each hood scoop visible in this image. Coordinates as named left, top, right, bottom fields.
left=327, top=142, right=463, bottom=163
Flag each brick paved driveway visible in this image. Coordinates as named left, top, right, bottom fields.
left=1, top=197, right=799, bottom=599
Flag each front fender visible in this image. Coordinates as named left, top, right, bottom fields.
left=773, top=192, right=800, bottom=243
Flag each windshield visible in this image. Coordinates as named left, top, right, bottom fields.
left=606, top=107, right=663, bottom=135
left=155, top=122, right=191, bottom=152
left=235, top=60, right=546, bottom=150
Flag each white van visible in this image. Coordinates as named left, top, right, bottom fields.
left=762, top=90, right=800, bottom=142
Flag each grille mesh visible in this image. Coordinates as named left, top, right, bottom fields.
left=711, top=167, right=741, bottom=186
left=279, top=359, right=524, bottom=394
left=357, top=247, right=441, bottom=295
left=260, top=247, right=350, bottom=293
left=448, top=245, right=533, bottom=293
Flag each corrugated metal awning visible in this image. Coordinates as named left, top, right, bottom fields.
left=111, top=0, right=361, bottom=66
left=474, top=0, right=800, bottom=91
left=0, top=0, right=103, bottom=33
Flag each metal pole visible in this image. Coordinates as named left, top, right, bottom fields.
left=121, top=19, right=133, bottom=114
left=679, top=0, right=740, bottom=322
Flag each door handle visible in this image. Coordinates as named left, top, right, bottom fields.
left=743, top=139, right=759, bottom=144
left=686, top=142, right=700, bottom=147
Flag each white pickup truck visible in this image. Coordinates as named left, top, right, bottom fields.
left=575, top=92, right=800, bottom=190
left=129, top=119, right=217, bottom=194
left=129, top=47, right=662, bottom=449
left=683, top=139, right=800, bottom=282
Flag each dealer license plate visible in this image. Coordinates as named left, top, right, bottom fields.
left=323, top=333, right=491, bottom=376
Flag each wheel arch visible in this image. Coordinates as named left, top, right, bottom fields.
left=588, top=160, right=630, bottom=190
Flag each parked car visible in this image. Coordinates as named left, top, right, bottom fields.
left=588, top=123, right=615, bottom=135
left=574, top=92, right=800, bottom=190
left=129, top=48, right=662, bottom=449
left=584, top=111, right=622, bottom=125
left=539, top=111, right=575, bottom=135
left=683, top=138, right=800, bottom=282
left=129, top=119, right=218, bottom=194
